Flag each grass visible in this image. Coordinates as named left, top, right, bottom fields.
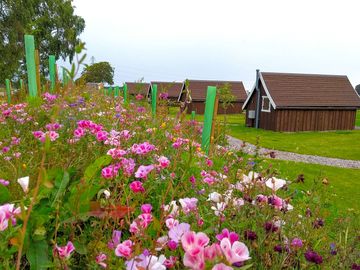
left=259, top=158, right=360, bottom=215
left=169, top=107, right=360, bottom=160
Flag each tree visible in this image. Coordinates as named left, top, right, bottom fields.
left=0, top=0, right=85, bottom=82
left=81, top=62, right=114, bottom=85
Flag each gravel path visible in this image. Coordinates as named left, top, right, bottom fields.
left=227, top=135, right=360, bottom=169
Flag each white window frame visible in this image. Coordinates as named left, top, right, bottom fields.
left=261, top=96, right=271, bottom=112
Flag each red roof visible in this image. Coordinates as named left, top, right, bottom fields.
left=260, top=72, right=360, bottom=108
left=182, top=80, right=247, bottom=101
left=125, top=82, right=150, bottom=95
left=151, top=81, right=183, bottom=98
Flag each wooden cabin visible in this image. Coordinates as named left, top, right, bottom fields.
left=178, top=80, right=248, bottom=114
left=243, top=71, right=360, bottom=131
left=148, top=81, right=183, bottom=103
left=125, top=82, right=150, bottom=97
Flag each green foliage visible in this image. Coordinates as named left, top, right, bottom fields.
left=0, top=0, right=85, bottom=82
left=80, top=61, right=114, bottom=85
left=217, top=83, right=236, bottom=111
left=26, top=240, right=50, bottom=270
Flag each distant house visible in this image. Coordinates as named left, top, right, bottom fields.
left=243, top=71, right=360, bottom=131
left=125, top=82, right=150, bottom=96
left=148, top=81, right=183, bottom=103
left=178, top=80, right=248, bottom=114
left=86, top=82, right=103, bottom=90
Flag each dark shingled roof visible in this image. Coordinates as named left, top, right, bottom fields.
left=125, top=82, right=150, bottom=95
left=261, top=72, right=360, bottom=108
left=184, top=80, right=247, bottom=101
left=151, top=81, right=183, bottom=98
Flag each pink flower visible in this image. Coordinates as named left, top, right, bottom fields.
left=181, top=231, right=209, bottom=257
left=0, top=203, right=21, bottom=231
left=183, top=251, right=205, bottom=270
left=220, top=238, right=251, bottom=264
left=135, top=165, right=155, bottom=179
left=129, top=221, right=140, bottom=234
left=101, top=165, right=118, bottom=179
left=129, top=181, right=145, bottom=193
left=0, top=179, right=9, bottom=186
left=157, top=156, right=170, bottom=168
left=46, top=123, right=62, bottom=131
left=212, top=263, right=233, bottom=270
left=179, top=198, right=198, bottom=215
left=135, top=94, right=144, bottom=100
left=55, top=241, right=75, bottom=259
left=138, top=213, right=153, bottom=228
left=141, top=204, right=152, bottom=214
left=115, top=240, right=133, bottom=258
left=120, top=130, right=131, bottom=140
left=165, top=218, right=179, bottom=230
left=216, top=229, right=239, bottom=245
left=108, top=230, right=122, bottom=249
left=268, top=195, right=284, bottom=210
left=131, top=142, right=156, bottom=155
left=120, top=158, right=135, bottom=177
left=206, top=159, right=213, bottom=167
left=74, top=127, right=86, bottom=138
left=96, top=131, right=108, bottom=141
left=107, top=148, right=127, bottom=159
left=96, top=253, right=107, bottom=268
left=48, top=131, right=59, bottom=141
left=168, top=240, right=178, bottom=250
left=204, top=243, right=222, bottom=261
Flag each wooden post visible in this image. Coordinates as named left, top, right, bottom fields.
left=152, top=84, right=157, bottom=117
left=24, top=35, right=37, bottom=97
left=35, top=49, right=41, bottom=93
left=5, top=79, right=11, bottom=104
left=49, top=55, right=56, bottom=93
left=123, top=83, right=128, bottom=103
left=191, top=110, right=196, bottom=120
left=201, top=86, right=217, bottom=155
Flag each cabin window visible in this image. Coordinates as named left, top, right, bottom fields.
left=261, top=96, right=271, bottom=112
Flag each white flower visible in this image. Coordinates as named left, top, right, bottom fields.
left=207, top=192, right=222, bottom=203
left=155, top=236, right=169, bottom=251
left=163, top=201, right=179, bottom=217
left=148, top=254, right=167, bottom=270
left=211, top=202, right=227, bottom=216
left=265, top=177, right=287, bottom=191
left=17, top=176, right=29, bottom=193
left=233, top=198, right=245, bottom=208
left=103, top=190, right=110, bottom=199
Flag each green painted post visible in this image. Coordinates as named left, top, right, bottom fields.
left=20, top=79, right=24, bottom=91
left=114, top=86, right=119, bottom=97
left=24, top=35, right=37, bottom=97
left=123, top=83, right=128, bottom=103
left=108, top=86, right=112, bottom=96
left=191, top=111, right=196, bottom=120
left=62, top=67, right=68, bottom=86
left=152, top=84, right=157, bottom=117
left=201, top=86, right=217, bottom=155
left=49, top=55, right=56, bottom=92
left=5, top=79, right=11, bottom=104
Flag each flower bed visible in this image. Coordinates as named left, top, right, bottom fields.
left=0, top=91, right=359, bottom=269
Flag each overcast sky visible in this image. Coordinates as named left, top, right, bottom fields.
left=67, top=0, right=360, bottom=89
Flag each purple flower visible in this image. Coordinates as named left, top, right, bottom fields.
left=304, top=250, right=323, bottom=264
left=313, top=218, right=324, bottom=229
left=108, top=230, right=122, bottom=249
left=330, top=243, right=337, bottom=255
left=244, top=230, right=257, bottom=241
left=352, top=263, right=360, bottom=270
left=0, top=179, right=9, bottom=186
left=291, top=238, right=303, bottom=248
left=264, top=221, right=278, bottom=233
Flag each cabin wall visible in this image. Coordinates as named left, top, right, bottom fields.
left=186, top=101, right=243, bottom=114
left=275, top=109, right=357, bottom=131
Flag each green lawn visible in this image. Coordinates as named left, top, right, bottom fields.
left=172, top=108, right=360, bottom=160
left=258, top=158, right=360, bottom=222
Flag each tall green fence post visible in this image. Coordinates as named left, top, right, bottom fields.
left=191, top=110, right=196, bottom=120
left=24, top=35, right=37, bottom=97
left=20, top=79, right=24, bottom=91
left=201, top=86, right=217, bottom=155
left=152, top=84, right=157, bottom=117
left=123, top=83, right=128, bottom=104
left=114, top=86, right=119, bottom=97
left=5, top=79, right=11, bottom=104
left=49, top=55, right=56, bottom=93
left=108, top=86, right=112, bottom=96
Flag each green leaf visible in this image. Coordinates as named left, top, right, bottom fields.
left=51, top=171, right=70, bottom=207
left=26, top=240, right=50, bottom=270
left=239, top=264, right=253, bottom=270
left=0, top=185, right=11, bottom=204
left=84, top=155, right=112, bottom=181
left=79, top=53, right=87, bottom=64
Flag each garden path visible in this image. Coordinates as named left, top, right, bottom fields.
left=227, top=135, right=360, bottom=169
